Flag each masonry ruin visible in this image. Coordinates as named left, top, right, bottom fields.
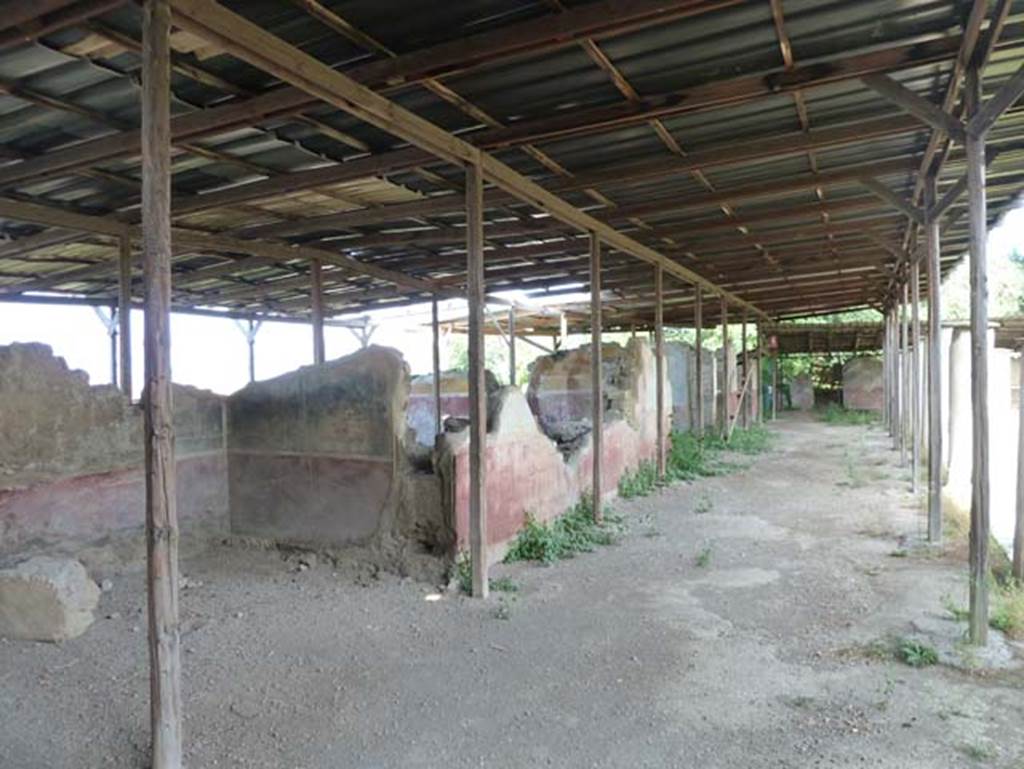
left=0, top=338, right=671, bottom=573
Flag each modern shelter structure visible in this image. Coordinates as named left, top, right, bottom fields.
left=1, top=2, right=1024, bottom=766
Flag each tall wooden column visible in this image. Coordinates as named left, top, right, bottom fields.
left=508, top=307, right=517, bottom=386
left=720, top=298, right=729, bottom=439
left=926, top=173, right=943, bottom=542
left=741, top=312, right=749, bottom=429
left=1015, top=343, right=1024, bottom=581
left=772, top=352, right=779, bottom=420
left=966, top=66, right=989, bottom=645
left=118, top=235, right=133, bottom=399
left=755, top=324, right=763, bottom=423
left=310, top=258, right=325, bottom=365
left=654, top=266, right=665, bottom=479
left=882, top=309, right=890, bottom=432
left=900, top=285, right=910, bottom=461
left=694, top=286, right=704, bottom=437
left=432, top=298, right=442, bottom=435
left=590, top=233, right=604, bottom=519
left=466, top=164, right=488, bottom=598
left=141, top=1, right=181, bottom=766
left=911, top=260, right=922, bottom=493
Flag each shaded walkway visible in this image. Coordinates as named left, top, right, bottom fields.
left=2, top=416, right=1022, bottom=768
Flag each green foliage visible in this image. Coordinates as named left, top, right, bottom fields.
left=693, top=490, right=714, bottom=514
left=618, top=460, right=659, bottom=498
left=664, top=431, right=722, bottom=480
left=695, top=545, right=713, bottom=567
left=820, top=403, right=877, bottom=425
left=990, top=581, right=1024, bottom=638
left=896, top=638, right=939, bottom=667
left=489, top=576, right=519, bottom=593
left=504, top=495, right=623, bottom=564
left=455, top=554, right=521, bottom=595
left=941, top=593, right=971, bottom=622
left=786, top=309, right=883, bottom=325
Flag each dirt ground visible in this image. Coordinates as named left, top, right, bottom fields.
left=2, top=415, right=1023, bottom=768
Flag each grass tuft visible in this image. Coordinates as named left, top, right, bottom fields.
left=504, top=494, right=624, bottom=564
left=819, top=403, right=878, bottom=425
left=896, top=638, right=939, bottom=667
left=618, top=460, right=659, bottom=498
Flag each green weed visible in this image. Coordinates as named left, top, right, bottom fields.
left=695, top=545, right=713, bottom=568
left=455, top=555, right=521, bottom=595
left=504, top=495, right=624, bottom=564
left=990, top=581, right=1024, bottom=638
left=694, top=490, right=714, bottom=514
left=896, top=638, right=939, bottom=667
left=959, top=740, right=996, bottom=762
left=820, top=403, right=878, bottom=425
left=618, top=460, right=659, bottom=498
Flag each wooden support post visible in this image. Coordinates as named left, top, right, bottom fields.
left=720, top=298, right=729, bottom=439
left=590, top=232, right=604, bottom=520
left=1015, top=343, right=1024, bottom=581
left=900, top=284, right=910, bottom=462
left=772, top=352, right=779, bottom=420
left=107, top=305, right=118, bottom=386
left=432, top=298, right=442, bottom=435
left=466, top=163, right=488, bottom=599
left=695, top=286, right=704, bottom=437
left=911, top=260, right=922, bottom=492
left=755, top=324, right=763, bottom=424
left=310, top=258, right=325, bottom=365
left=118, top=235, right=133, bottom=399
left=141, top=1, right=182, bottom=766
left=926, top=175, right=943, bottom=543
left=508, top=307, right=516, bottom=386
left=966, top=66, right=989, bottom=645
left=741, top=313, right=749, bottom=430
left=882, top=310, right=890, bottom=432
left=654, top=265, right=666, bottom=479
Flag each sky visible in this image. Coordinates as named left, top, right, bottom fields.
left=0, top=296, right=465, bottom=398
left=1, top=208, right=1022, bottom=398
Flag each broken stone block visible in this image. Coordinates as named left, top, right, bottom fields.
left=0, top=556, right=100, bottom=641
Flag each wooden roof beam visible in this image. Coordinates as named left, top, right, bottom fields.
left=169, top=0, right=769, bottom=321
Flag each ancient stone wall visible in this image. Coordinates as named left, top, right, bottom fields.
left=438, top=338, right=670, bottom=562
left=0, top=344, right=227, bottom=556
left=226, top=346, right=443, bottom=555
left=841, top=357, right=883, bottom=411
left=664, top=342, right=721, bottom=432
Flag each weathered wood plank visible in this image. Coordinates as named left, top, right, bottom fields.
left=141, top=2, right=182, bottom=766
left=466, top=163, right=488, bottom=599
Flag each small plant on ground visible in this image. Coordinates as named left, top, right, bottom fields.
left=941, top=593, right=970, bottom=622
left=959, top=740, right=996, bottom=762
left=493, top=594, right=516, bottom=620
left=990, top=580, right=1024, bottom=638
left=695, top=544, right=713, bottom=568
left=819, top=403, right=878, bottom=425
left=896, top=638, right=939, bottom=667
left=694, top=490, right=714, bottom=514
left=455, top=555, right=521, bottom=595
left=618, top=460, right=658, bottom=498
left=504, top=495, right=624, bottom=564
left=489, top=576, right=519, bottom=593
left=721, top=425, right=773, bottom=454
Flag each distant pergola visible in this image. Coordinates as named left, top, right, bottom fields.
left=0, top=2, right=1022, bottom=766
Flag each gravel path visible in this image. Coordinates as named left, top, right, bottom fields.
left=2, top=415, right=1023, bottom=768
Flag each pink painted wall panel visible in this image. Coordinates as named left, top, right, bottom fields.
left=0, top=453, right=228, bottom=552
